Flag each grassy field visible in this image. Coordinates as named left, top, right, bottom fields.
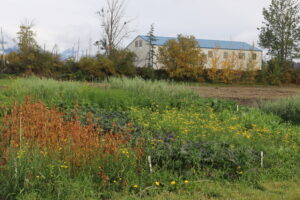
left=0, top=77, right=299, bottom=200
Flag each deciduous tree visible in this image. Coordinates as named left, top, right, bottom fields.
left=219, top=52, right=239, bottom=83
left=158, top=35, right=206, bottom=82
left=16, top=20, right=40, bottom=73
left=258, top=0, right=300, bottom=66
left=96, top=0, right=133, bottom=56
left=207, top=48, right=221, bottom=82
left=17, top=21, right=39, bottom=55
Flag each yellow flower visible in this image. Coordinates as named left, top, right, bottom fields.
left=170, top=181, right=176, bottom=185
left=184, top=180, right=189, bottom=184
left=133, top=184, right=138, bottom=188
left=60, top=165, right=68, bottom=169
left=40, top=150, right=48, bottom=156
left=16, top=150, right=26, bottom=159
left=155, top=181, right=160, bottom=186
left=36, top=175, right=40, bottom=179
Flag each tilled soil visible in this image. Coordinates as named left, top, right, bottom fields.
left=189, top=85, right=300, bottom=106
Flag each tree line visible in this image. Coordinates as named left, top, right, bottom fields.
left=0, top=0, right=299, bottom=85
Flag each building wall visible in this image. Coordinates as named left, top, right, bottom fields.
left=127, top=37, right=262, bottom=70
left=202, top=48, right=262, bottom=70
left=127, top=36, right=150, bottom=68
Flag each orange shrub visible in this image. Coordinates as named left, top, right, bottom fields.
left=0, top=98, right=137, bottom=167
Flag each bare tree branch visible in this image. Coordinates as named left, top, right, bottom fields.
left=96, top=0, right=134, bottom=56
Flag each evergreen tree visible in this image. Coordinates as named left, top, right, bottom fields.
left=258, top=0, right=300, bottom=66
left=147, top=24, right=157, bottom=68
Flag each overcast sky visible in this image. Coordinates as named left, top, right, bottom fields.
left=0, top=0, right=271, bottom=53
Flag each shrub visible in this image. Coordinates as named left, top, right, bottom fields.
left=0, top=98, right=138, bottom=167
left=78, top=55, right=116, bottom=81
left=108, top=49, right=136, bottom=77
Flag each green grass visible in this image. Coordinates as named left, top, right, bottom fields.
left=0, top=77, right=211, bottom=110
left=110, top=180, right=300, bottom=200
left=261, top=96, right=300, bottom=124
left=0, top=77, right=299, bottom=200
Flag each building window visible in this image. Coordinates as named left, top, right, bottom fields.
left=239, top=53, right=245, bottom=59
left=135, top=41, right=139, bottom=47
left=252, top=53, right=257, bottom=60
left=139, top=40, right=143, bottom=47
left=208, top=51, right=213, bottom=58
left=223, top=52, right=228, bottom=59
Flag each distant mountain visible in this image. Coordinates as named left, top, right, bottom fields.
left=0, top=33, right=17, bottom=54
left=5, top=46, right=18, bottom=54
left=0, top=46, right=18, bottom=55
left=60, top=48, right=77, bottom=60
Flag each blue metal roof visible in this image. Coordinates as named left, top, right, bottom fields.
left=139, top=35, right=262, bottom=52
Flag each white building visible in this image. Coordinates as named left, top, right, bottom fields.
left=127, top=35, right=262, bottom=70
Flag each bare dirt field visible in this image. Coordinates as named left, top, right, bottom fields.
left=189, top=85, right=300, bottom=106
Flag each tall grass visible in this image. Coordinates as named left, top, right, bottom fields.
left=108, top=77, right=236, bottom=111
left=260, top=96, right=300, bottom=124
left=0, top=77, right=84, bottom=106
left=109, top=77, right=196, bottom=98
left=0, top=77, right=217, bottom=112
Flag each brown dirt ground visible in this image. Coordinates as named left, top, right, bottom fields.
left=189, top=85, right=300, bottom=106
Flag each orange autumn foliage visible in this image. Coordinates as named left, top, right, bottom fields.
left=207, top=48, right=221, bottom=82
left=158, top=35, right=206, bottom=82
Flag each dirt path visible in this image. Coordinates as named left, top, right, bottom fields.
left=189, top=85, right=300, bottom=106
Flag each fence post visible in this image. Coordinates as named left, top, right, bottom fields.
left=260, top=151, right=264, bottom=168
left=148, top=156, right=153, bottom=173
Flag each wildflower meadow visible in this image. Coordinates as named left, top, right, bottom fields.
left=0, top=77, right=299, bottom=199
